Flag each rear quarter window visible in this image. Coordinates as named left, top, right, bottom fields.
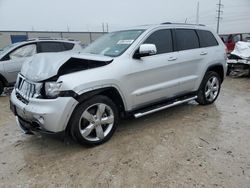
left=39, top=42, right=65, bottom=52
left=63, top=42, right=74, bottom=50
left=197, top=30, right=219, bottom=47
left=175, top=29, right=199, bottom=51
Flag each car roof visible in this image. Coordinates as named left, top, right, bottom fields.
left=121, top=23, right=211, bottom=32
left=26, top=38, right=80, bottom=43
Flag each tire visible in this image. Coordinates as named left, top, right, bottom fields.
left=196, top=71, right=221, bottom=105
left=0, top=80, right=4, bottom=96
left=69, top=95, right=119, bottom=146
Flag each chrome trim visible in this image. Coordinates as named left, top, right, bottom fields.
left=15, top=74, right=42, bottom=102
left=134, top=96, right=197, bottom=118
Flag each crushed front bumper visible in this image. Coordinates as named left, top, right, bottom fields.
left=10, top=90, right=78, bottom=133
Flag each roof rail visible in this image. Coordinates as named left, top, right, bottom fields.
left=26, top=37, right=77, bottom=42
left=161, top=22, right=205, bottom=26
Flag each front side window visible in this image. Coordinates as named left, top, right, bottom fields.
left=144, top=29, right=173, bottom=54
left=82, top=30, right=144, bottom=57
left=39, top=42, right=65, bottom=52
left=9, top=44, right=37, bottom=60
left=197, top=30, right=218, bottom=47
left=175, top=29, right=199, bottom=51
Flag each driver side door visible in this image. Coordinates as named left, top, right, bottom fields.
left=125, top=29, right=182, bottom=109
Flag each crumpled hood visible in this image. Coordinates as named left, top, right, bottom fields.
left=231, top=41, right=250, bottom=59
left=21, top=52, right=113, bottom=82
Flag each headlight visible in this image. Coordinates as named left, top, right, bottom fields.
left=45, top=82, right=62, bottom=98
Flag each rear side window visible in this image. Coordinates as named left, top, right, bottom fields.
left=64, top=42, right=74, bottom=50
left=197, top=30, right=218, bottom=47
left=144, top=29, right=173, bottom=54
left=39, top=42, right=65, bottom=52
left=175, top=29, right=199, bottom=51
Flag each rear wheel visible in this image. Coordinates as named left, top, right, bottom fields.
left=0, top=80, right=4, bottom=96
left=70, top=95, right=119, bottom=146
left=196, top=71, right=221, bottom=105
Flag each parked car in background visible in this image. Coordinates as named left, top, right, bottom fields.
left=220, top=33, right=250, bottom=53
left=10, top=23, right=227, bottom=146
left=0, top=38, right=82, bottom=95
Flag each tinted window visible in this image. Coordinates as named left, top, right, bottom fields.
left=144, top=29, right=173, bottom=54
left=197, top=30, right=218, bottom=47
left=39, top=42, right=65, bottom=52
left=64, top=42, right=74, bottom=50
left=175, top=29, right=199, bottom=51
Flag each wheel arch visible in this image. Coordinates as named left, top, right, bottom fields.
left=0, top=73, right=8, bottom=86
left=76, top=86, right=127, bottom=115
left=206, top=64, right=225, bottom=83
left=65, top=86, right=126, bottom=134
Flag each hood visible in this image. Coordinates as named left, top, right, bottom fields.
left=21, top=52, right=113, bottom=82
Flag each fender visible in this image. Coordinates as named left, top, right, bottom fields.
left=76, top=85, right=128, bottom=111
left=205, top=63, right=225, bottom=81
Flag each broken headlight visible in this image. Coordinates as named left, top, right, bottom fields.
left=45, top=82, right=62, bottom=98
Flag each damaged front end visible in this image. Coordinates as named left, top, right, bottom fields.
left=10, top=52, right=113, bottom=134
left=227, top=41, right=250, bottom=77
left=19, top=52, right=113, bottom=99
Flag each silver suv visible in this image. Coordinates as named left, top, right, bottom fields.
left=0, top=38, right=82, bottom=95
left=10, top=23, right=227, bottom=146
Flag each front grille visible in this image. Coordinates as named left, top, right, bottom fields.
left=15, top=74, right=42, bottom=103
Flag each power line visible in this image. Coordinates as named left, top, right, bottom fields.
left=216, top=0, right=223, bottom=34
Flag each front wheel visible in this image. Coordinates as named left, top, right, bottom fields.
left=70, top=95, right=119, bottom=146
left=196, top=71, right=221, bottom=105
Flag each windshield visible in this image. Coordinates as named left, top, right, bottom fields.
left=0, top=43, right=19, bottom=55
left=83, top=30, right=144, bottom=57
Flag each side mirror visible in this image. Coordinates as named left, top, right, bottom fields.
left=133, top=44, right=157, bottom=59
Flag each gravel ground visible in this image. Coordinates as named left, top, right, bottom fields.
left=0, top=77, right=250, bottom=188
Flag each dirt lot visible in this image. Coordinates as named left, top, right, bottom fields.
left=0, top=77, right=250, bottom=188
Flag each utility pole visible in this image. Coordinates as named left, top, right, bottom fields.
left=106, top=23, right=109, bottom=32
left=101, top=23, right=104, bottom=32
left=216, top=0, right=223, bottom=34
left=196, top=1, right=200, bottom=24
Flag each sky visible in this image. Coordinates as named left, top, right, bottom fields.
left=0, top=0, right=249, bottom=34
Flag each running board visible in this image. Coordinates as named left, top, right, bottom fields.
left=134, top=96, right=197, bottom=118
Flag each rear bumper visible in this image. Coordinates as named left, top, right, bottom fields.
left=10, top=90, right=78, bottom=133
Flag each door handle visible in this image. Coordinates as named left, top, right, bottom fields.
left=200, top=52, right=208, bottom=55
left=168, top=57, right=177, bottom=61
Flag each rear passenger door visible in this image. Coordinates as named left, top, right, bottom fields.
left=173, top=29, right=204, bottom=94
left=196, top=29, right=220, bottom=83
